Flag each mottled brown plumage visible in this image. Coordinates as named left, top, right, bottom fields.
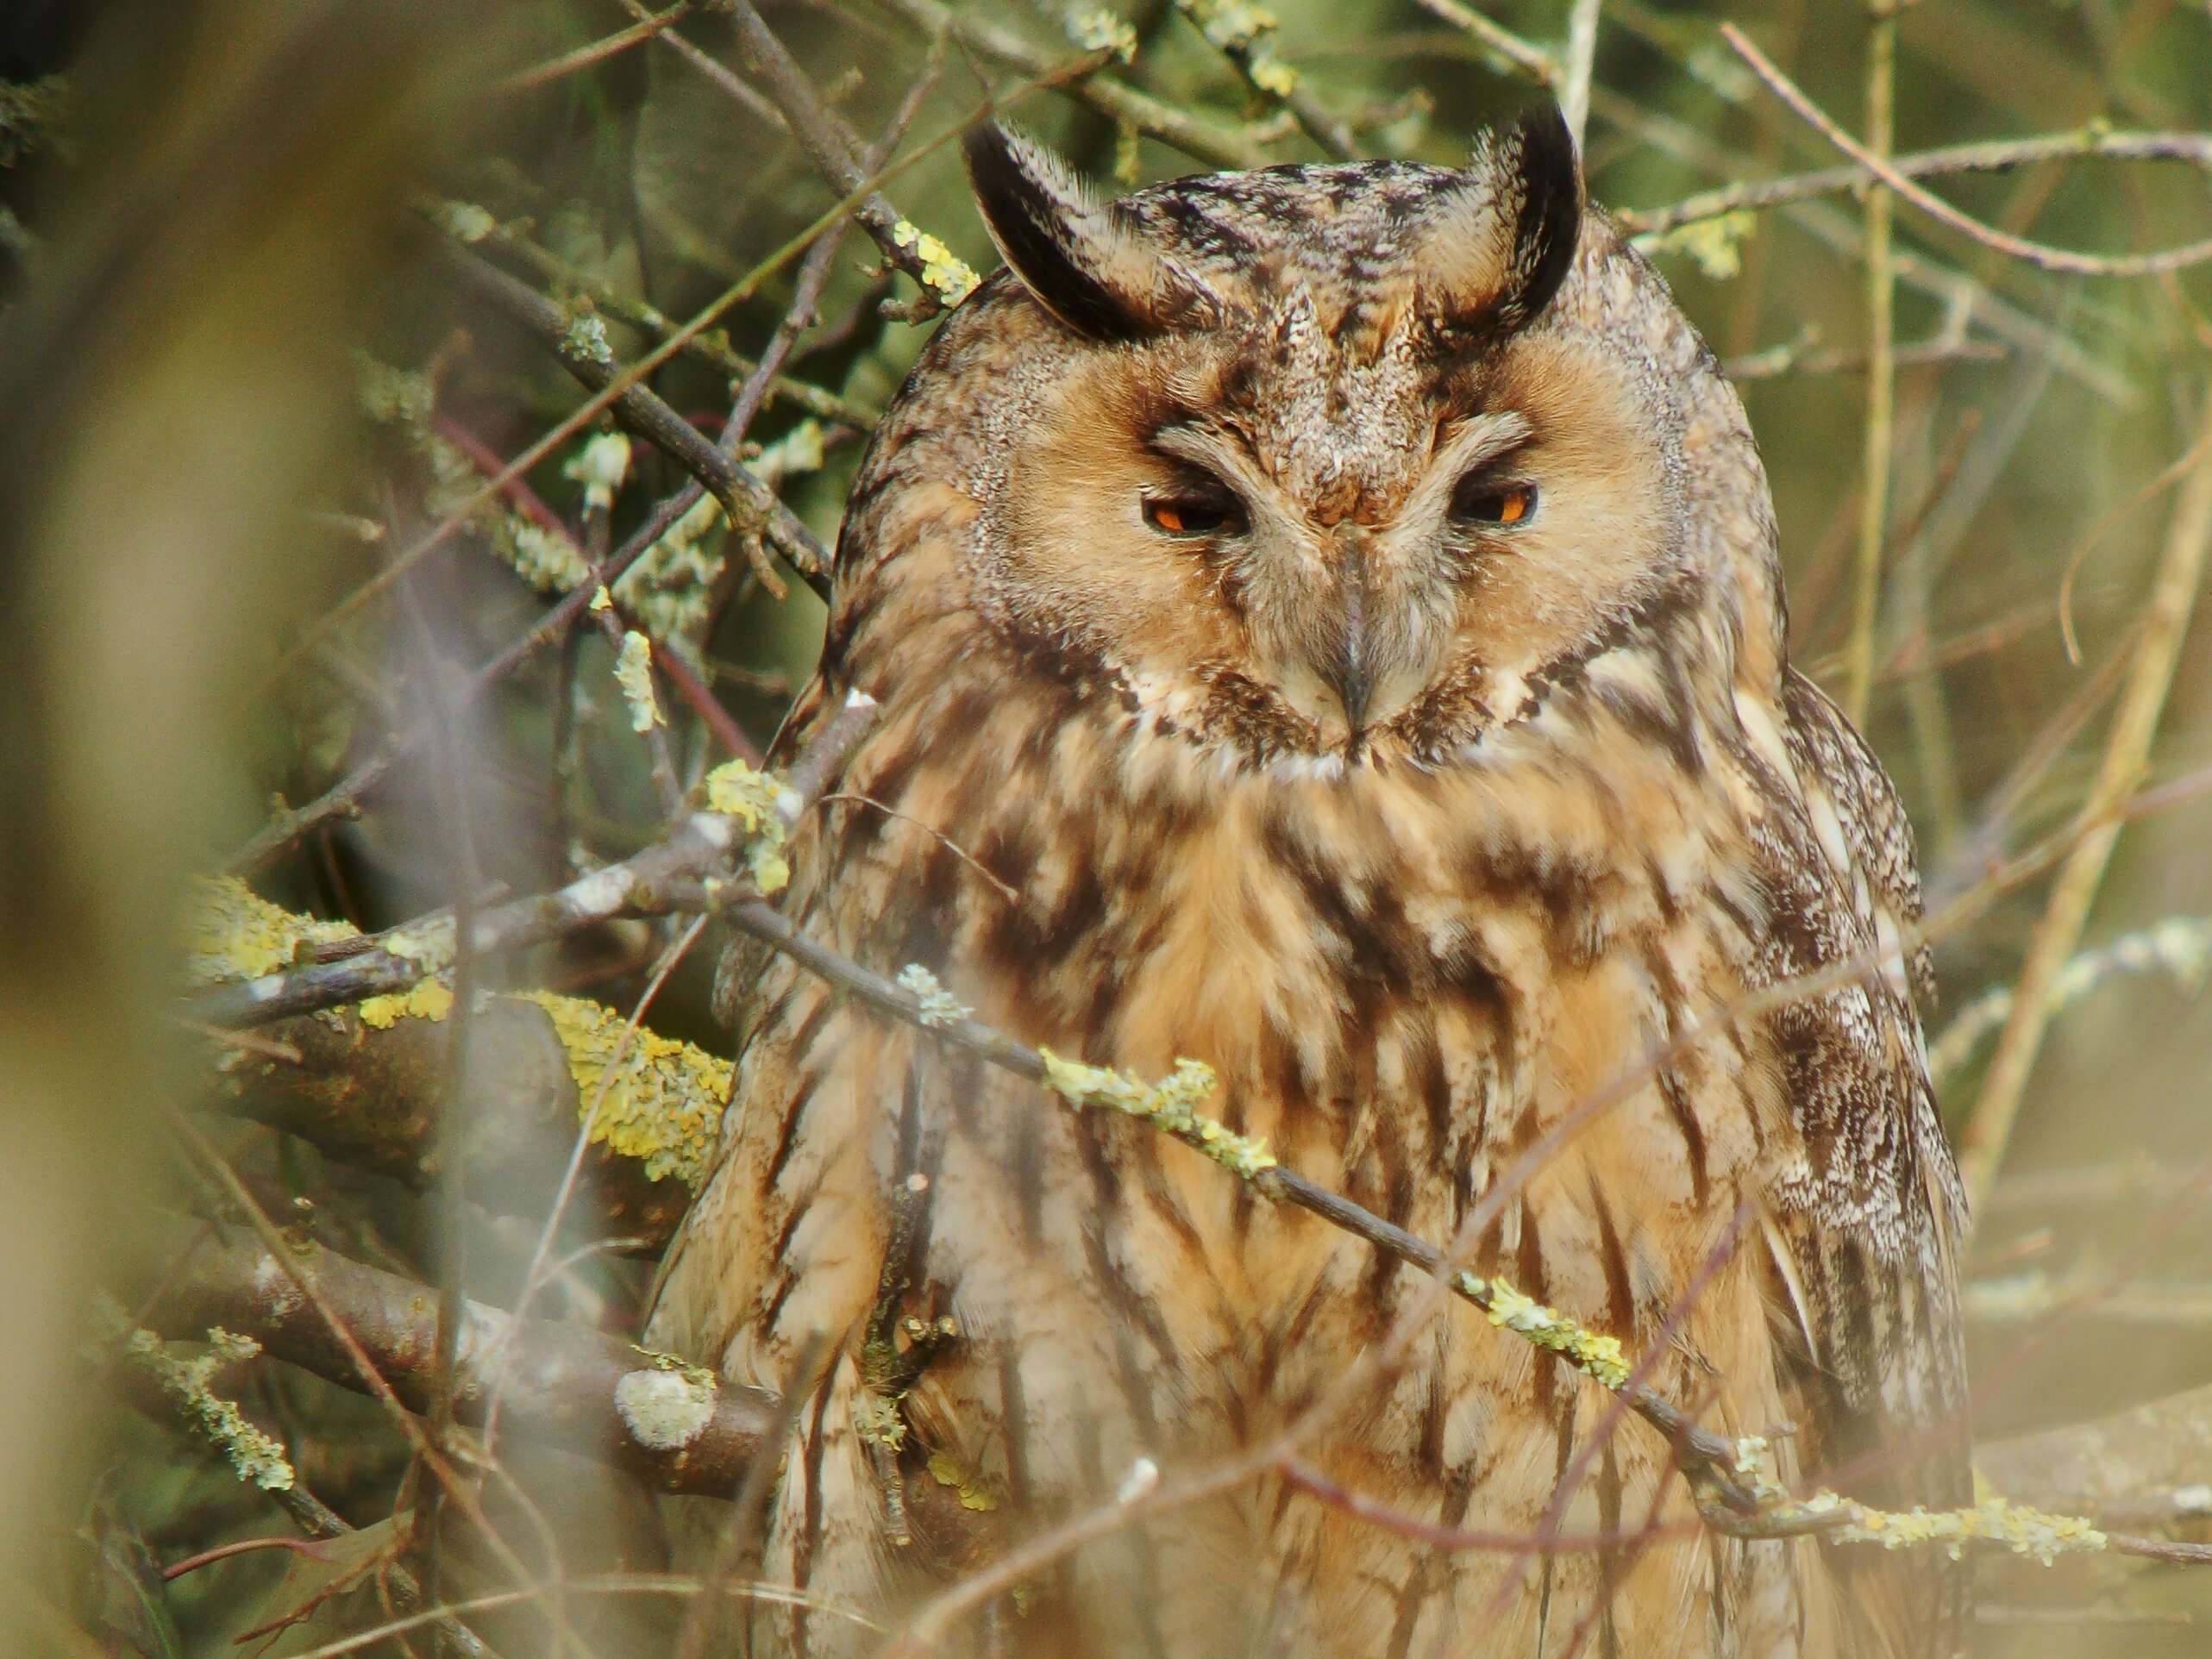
left=648, top=110, right=1969, bottom=1657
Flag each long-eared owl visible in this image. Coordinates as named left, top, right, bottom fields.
left=649, top=107, right=1970, bottom=1658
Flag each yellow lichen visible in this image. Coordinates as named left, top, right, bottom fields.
left=1037, top=1050, right=1275, bottom=1178
left=379, top=915, right=456, bottom=975
left=926, top=1448, right=1001, bottom=1512
left=185, top=875, right=360, bottom=985
left=703, top=757, right=795, bottom=895
left=1827, top=1494, right=2106, bottom=1565
left=357, top=980, right=454, bottom=1030
left=1454, top=1271, right=1632, bottom=1389
left=891, top=220, right=980, bottom=305
left=517, top=990, right=730, bottom=1186
left=614, top=628, right=664, bottom=732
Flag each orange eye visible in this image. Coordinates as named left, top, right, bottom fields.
left=1451, top=476, right=1538, bottom=528
left=1143, top=491, right=1244, bottom=537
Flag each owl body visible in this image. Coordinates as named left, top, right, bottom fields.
left=649, top=119, right=1967, bottom=1658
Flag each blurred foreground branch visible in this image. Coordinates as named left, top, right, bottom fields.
left=131, top=1217, right=775, bottom=1498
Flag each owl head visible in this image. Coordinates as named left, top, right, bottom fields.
left=833, top=111, right=1780, bottom=771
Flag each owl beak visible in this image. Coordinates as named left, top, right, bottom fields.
left=1325, top=635, right=1373, bottom=735
left=1325, top=548, right=1374, bottom=736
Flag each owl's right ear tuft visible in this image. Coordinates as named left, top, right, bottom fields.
left=1493, top=104, right=1583, bottom=333
left=962, top=122, right=1214, bottom=341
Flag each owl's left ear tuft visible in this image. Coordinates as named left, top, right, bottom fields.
left=962, top=122, right=1219, bottom=341
left=1494, top=104, right=1583, bottom=333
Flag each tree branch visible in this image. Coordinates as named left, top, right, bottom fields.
left=132, top=1217, right=775, bottom=1498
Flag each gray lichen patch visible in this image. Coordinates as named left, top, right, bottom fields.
left=613, top=1364, right=716, bottom=1451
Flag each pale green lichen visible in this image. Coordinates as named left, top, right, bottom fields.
left=1037, top=1051, right=1276, bottom=1179
left=853, top=1391, right=908, bottom=1450
left=517, top=991, right=730, bottom=1186
left=498, top=516, right=594, bottom=593
left=1175, top=0, right=1298, bottom=96
left=1068, top=6, right=1139, bottom=59
left=614, top=629, right=664, bottom=732
left=1730, top=1433, right=1789, bottom=1504
left=353, top=351, right=436, bottom=429
left=563, top=430, right=632, bottom=511
left=751, top=418, right=827, bottom=486
left=614, top=488, right=724, bottom=647
left=896, top=965, right=971, bottom=1029
left=1453, top=1272, right=1632, bottom=1390
left=1113, top=119, right=1142, bottom=185
left=703, top=757, right=796, bottom=896
left=1827, top=1494, right=2107, bottom=1565
left=561, top=310, right=614, bottom=365
left=379, top=915, right=457, bottom=975
left=1638, top=210, right=1756, bottom=280
left=1729, top=1417, right=2106, bottom=1565
left=354, top=349, right=594, bottom=595
left=100, top=1298, right=294, bottom=1493
left=891, top=220, right=980, bottom=305
left=436, top=198, right=498, bottom=244
left=591, top=584, right=614, bottom=611
left=613, top=1364, right=715, bottom=1450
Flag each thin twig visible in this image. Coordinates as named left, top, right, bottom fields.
left=1560, top=0, right=1601, bottom=148
left=1723, top=23, right=2212, bottom=277
left=498, top=3, right=696, bottom=94
left=1407, top=0, right=1558, bottom=85
left=1959, top=383, right=2212, bottom=1209
left=1617, top=127, right=2212, bottom=237
left=863, top=0, right=1271, bottom=169
left=436, top=241, right=815, bottom=594
left=1842, top=0, right=1898, bottom=725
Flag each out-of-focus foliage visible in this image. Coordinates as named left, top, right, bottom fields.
left=6, top=2, right=2212, bottom=1655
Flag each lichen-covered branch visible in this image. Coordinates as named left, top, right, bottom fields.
left=204, top=986, right=709, bottom=1250
left=185, top=690, right=878, bottom=1029
left=131, top=1217, right=776, bottom=1498
left=712, top=0, right=978, bottom=315
left=436, top=239, right=825, bottom=590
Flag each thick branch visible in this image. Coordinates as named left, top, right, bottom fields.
left=1980, top=1380, right=2212, bottom=1528
left=207, top=998, right=690, bottom=1249
left=135, top=1218, right=774, bottom=1498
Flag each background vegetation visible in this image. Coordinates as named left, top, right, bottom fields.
left=6, top=0, right=2212, bottom=1653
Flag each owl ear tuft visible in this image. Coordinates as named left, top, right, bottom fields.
left=962, top=122, right=1216, bottom=341
left=1419, top=104, right=1584, bottom=340
left=1493, top=104, right=1583, bottom=331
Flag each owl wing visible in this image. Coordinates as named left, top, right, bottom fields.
left=1751, top=671, right=1971, bottom=1650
